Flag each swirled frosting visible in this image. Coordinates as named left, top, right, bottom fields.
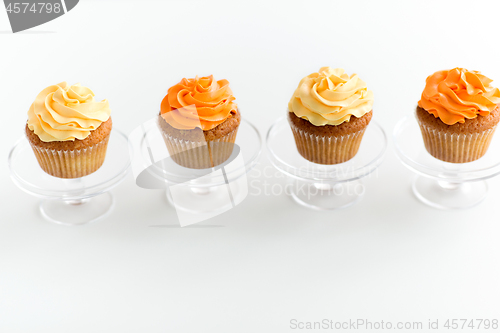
left=160, top=75, right=237, bottom=130
left=27, top=82, right=111, bottom=142
left=418, top=68, right=500, bottom=125
left=288, top=67, right=374, bottom=126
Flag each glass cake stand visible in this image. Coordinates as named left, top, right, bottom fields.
left=266, top=116, right=387, bottom=210
left=8, top=130, right=131, bottom=225
left=129, top=118, right=261, bottom=226
left=394, top=115, right=500, bottom=209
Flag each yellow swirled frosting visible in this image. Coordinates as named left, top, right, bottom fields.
left=27, top=82, right=111, bottom=142
left=288, top=67, right=374, bottom=126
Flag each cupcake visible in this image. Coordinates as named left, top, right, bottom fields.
left=26, top=82, right=112, bottom=178
left=158, top=75, right=241, bottom=169
left=288, top=67, right=373, bottom=164
left=417, top=68, right=500, bottom=163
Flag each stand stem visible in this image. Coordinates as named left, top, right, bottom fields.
left=59, top=178, right=88, bottom=205
left=65, top=199, right=88, bottom=205
left=437, top=180, right=462, bottom=191
left=191, top=187, right=212, bottom=195
left=189, top=172, right=215, bottom=195
left=438, top=164, right=464, bottom=190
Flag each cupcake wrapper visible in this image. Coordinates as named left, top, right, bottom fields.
left=418, top=122, right=497, bottom=163
left=29, top=135, right=110, bottom=178
left=161, top=127, right=239, bottom=169
left=289, top=121, right=367, bottom=164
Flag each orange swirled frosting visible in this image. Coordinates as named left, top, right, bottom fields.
left=160, top=75, right=237, bottom=130
left=27, top=82, right=111, bottom=142
left=418, top=68, right=500, bottom=125
left=288, top=67, right=374, bottom=126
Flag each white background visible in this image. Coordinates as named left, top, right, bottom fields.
left=1, top=0, right=500, bottom=332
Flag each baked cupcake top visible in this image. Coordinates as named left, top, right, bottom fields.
left=288, top=67, right=373, bottom=126
left=27, top=82, right=111, bottom=142
left=418, top=68, right=500, bottom=125
left=160, top=75, right=237, bottom=131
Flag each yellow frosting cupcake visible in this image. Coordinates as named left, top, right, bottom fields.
left=288, top=67, right=374, bottom=164
left=26, top=82, right=112, bottom=178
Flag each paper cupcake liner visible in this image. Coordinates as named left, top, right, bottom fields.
left=29, top=135, right=110, bottom=178
left=289, top=121, right=367, bottom=164
left=161, top=127, right=239, bottom=169
left=417, top=122, right=496, bottom=163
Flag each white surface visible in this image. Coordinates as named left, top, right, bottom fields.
left=1, top=1, right=500, bottom=332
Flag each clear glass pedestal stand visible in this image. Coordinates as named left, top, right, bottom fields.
left=131, top=119, right=262, bottom=225
left=394, top=116, right=500, bottom=209
left=266, top=117, right=387, bottom=210
left=8, top=130, right=131, bottom=225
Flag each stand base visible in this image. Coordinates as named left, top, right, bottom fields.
left=166, top=176, right=249, bottom=212
left=412, top=175, right=488, bottom=210
left=40, top=192, right=115, bottom=226
left=166, top=185, right=235, bottom=214
left=289, top=179, right=365, bottom=210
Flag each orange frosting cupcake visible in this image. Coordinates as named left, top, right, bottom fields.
left=160, top=75, right=237, bottom=130
left=416, top=68, right=500, bottom=163
left=158, top=75, right=241, bottom=169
